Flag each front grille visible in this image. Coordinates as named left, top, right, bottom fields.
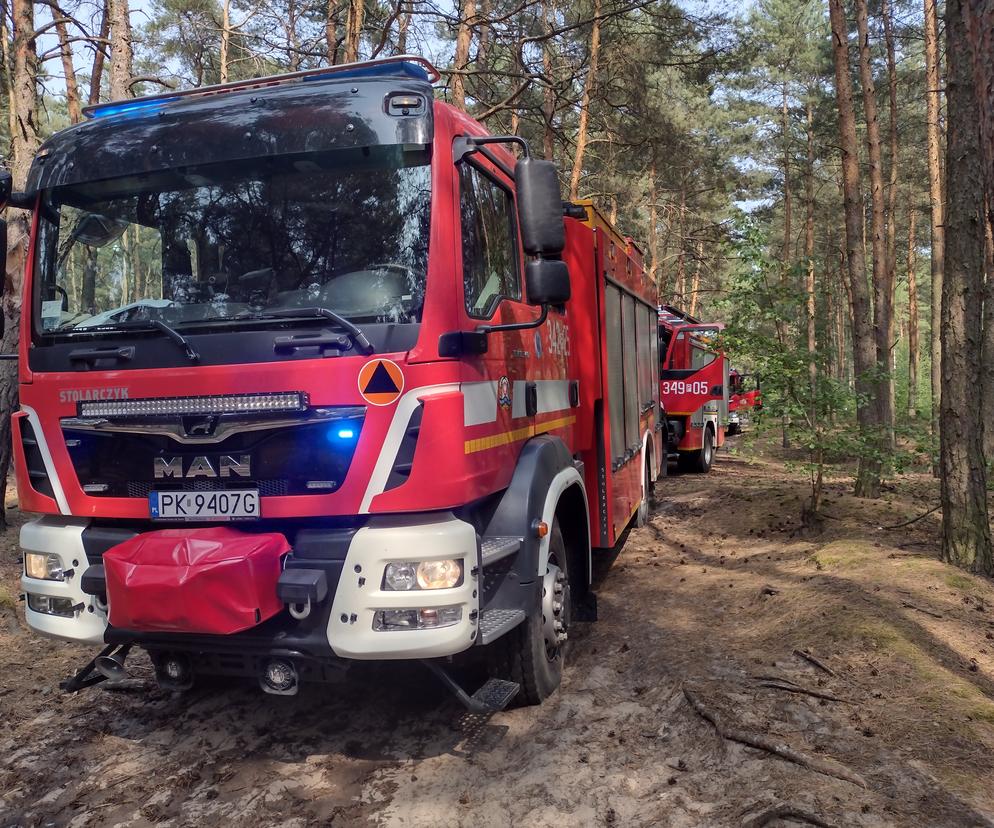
left=65, top=417, right=363, bottom=498
left=126, top=479, right=289, bottom=499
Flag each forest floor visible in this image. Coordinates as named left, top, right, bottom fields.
left=2, top=437, right=994, bottom=827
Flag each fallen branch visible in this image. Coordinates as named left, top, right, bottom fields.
left=901, top=601, right=943, bottom=619
left=753, top=677, right=848, bottom=704
left=682, top=685, right=867, bottom=789
left=793, top=648, right=835, bottom=676
left=880, top=504, right=940, bottom=530
left=742, top=802, right=836, bottom=828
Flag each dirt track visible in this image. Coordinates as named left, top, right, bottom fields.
left=2, top=442, right=994, bottom=827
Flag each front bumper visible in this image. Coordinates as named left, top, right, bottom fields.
left=20, top=512, right=481, bottom=661
left=20, top=517, right=108, bottom=644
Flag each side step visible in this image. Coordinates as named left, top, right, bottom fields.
left=478, top=608, right=526, bottom=645
left=421, top=660, right=520, bottom=713
left=480, top=536, right=522, bottom=566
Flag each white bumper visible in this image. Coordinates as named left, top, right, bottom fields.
left=20, top=516, right=107, bottom=644
left=327, top=512, right=480, bottom=659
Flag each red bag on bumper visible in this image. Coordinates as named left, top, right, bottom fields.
left=103, top=528, right=290, bottom=634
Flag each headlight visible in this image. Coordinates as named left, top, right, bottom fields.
left=416, top=559, right=462, bottom=590
left=382, top=559, right=463, bottom=590
left=383, top=562, right=417, bottom=591
left=24, top=552, right=66, bottom=581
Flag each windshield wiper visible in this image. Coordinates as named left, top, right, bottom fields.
left=147, top=319, right=201, bottom=363
left=240, top=307, right=374, bottom=355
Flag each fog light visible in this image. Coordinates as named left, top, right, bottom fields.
left=27, top=593, right=76, bottom=617
left=384, top=562, right=417, bottom=591
left=416, top=559, right=462, bottom=590
left=24, top=552, right=65, bottom=581
left=373, top=605, right=462, bottom=631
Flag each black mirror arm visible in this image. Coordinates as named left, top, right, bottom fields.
left=477, top=303, right=548, bottom=335
left=2, top=191, right=35, bottom=210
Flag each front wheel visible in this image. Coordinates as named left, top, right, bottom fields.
left=496, top=521, right=570, bottom=705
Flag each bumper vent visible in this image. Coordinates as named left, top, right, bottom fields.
left=20, top=420, right=55, bottom=499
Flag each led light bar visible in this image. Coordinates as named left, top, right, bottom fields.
left=79, top=392, right=308, bottom=419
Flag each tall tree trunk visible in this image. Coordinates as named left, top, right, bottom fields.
left=2, top=0, right=41, bottom=528
left=108, top=0, right=133, bottom=100
left=829, top=0, right=882, bottom=498
left=450, top=0, right=474, bottom=110
left=688, top=241, right=703, bottom=317
left=781, top=81, right=792, bottom=270
left=568, top=0, right=601, bottom=200
left=541, top=0, right=555, bottom=160
left=54, top=15, right=83, bottom=122
left=925, top=0, right=944, bottom=464
left=855, top=0, right=894, bottom=448
left=883, top=0, right=899, bottom=437
left=647, top=160, right=659, bottom=293
left=675, top=189, right=686, bottom=306
left=395, top=7, right=409, bottom=53
left=939, top=0, right=993, bottom=575
left=981, top=206, right=994, bottom=460
left=805, top=99, right=817, bottom=426
left=962, top=1, right=994, bottom=219
left=220, top=0, right=232, bottom=82
left=326, top=0, right=338, bottom=63
left=343, top=0, right=364, bottom=63
left=907, top=207, right=919, bottom=418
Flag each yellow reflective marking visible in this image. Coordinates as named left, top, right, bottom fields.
left=464, top=415, right=577, bottom=454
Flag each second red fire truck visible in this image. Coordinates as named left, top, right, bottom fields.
left=2, top=56, right=662, bottom=710
left=658, top=305, right=728, bottom=473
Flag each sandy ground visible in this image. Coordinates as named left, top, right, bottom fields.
left=2, top=439, right=994, bottom=827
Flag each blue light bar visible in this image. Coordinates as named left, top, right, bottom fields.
left=86, top=96, right=179, bottom=120
left=83, top=55, right=439, bottom=119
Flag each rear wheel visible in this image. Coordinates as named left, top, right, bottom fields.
left=496, top=520, right=570, bottom=705
left=636, top=452, right=653, bottom=527
left=679, top=425, right=715, bottom=474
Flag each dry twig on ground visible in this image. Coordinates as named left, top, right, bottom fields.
left=682, top=685, right=867, bottom=789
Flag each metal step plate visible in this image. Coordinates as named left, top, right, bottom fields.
left=480, top=536, right=522, bottom=566
left=478, top=608, right=526, bottom=644
left=471, top=678, right=520, bottom=712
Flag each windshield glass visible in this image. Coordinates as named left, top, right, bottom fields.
left=34, top=145, right=431, bottom=334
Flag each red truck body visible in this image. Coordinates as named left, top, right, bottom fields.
left=728, top=370, right=761, bottom=434
left=658, top=306, right=728, bottom=473
left=8, top=57, right=660, bottom=705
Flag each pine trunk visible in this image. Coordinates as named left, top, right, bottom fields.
left=855, top=0, right=894, bottom=448
left=88, top=1, right=110, bottom=104
left=2, top=0, right=40, bottom=528
left=541, top=0, right=555, bottom=161
left=940, top=0, right=993, bottom=575
left=925, top=0, right=944, bottom=462
left=568, top=0, right=601, bottom=200
left=451, top=0, right=474, bottom=110
left=907, top=208, right=919, bottom=418
left=829, top=0, right=881, bottom=498
left=883, top=0, right=899, bottom=437
left=108, top=0, right=133, bottom=100
left=54, top=16, right=83, bottom=123
left=343, top=0, right=363, bottom=63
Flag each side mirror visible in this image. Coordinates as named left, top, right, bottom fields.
left=0, top=170, right=11, bottom=208
left=0, top=217, right=6, bottom=339
left=526, top=259, right=570, bottom=306
left=514, top=158, right=565, bottom=257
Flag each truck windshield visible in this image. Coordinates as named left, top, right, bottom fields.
left=34, top=145, right=431, bottom=335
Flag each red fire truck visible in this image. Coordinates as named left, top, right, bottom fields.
left=0, top=56, right=662, bottom=711
left=658, top=306, right=728, bottom=473
left=727, top=369, right=761, bottom=434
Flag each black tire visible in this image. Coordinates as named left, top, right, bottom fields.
left=679, top=425, right=715, bottom=474
left=636, top=452, right=652, bottom=527
left=495, top=521, right=570, bottom=705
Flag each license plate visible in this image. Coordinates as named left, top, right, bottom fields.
left=149, top=490, right=260, bottom=521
